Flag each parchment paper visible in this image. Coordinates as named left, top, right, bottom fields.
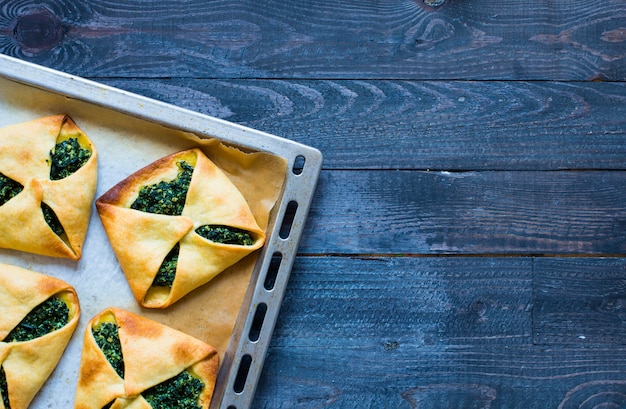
left=0, top=77, right=287, bottom=408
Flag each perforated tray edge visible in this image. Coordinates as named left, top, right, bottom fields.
left=0, top=54, right=323, bottom=409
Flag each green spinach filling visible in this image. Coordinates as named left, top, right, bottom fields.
left=143, top=370, right=204, bottom=409
left=50, top=137, right=92, bottom=180
left=92, top=322, right=124, bottom=379
left=130, top=161, right=194, bottom=216
left=4, top=297, right=69, bottom=343
left=41, top=202, right=65, bottom=238
left=153, top=244, right=180, bottom=287
left=196, top=225, right=254, bottom=246
left=0, top=173, right=23, bottom=206
left=0, top=366, right=9, bottom=409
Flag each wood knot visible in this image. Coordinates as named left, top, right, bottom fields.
left=384, top=340, right=400, bottom=351
left=12, top=9, right=63, bottom=53
left=414, top=0, right=446, bottom=11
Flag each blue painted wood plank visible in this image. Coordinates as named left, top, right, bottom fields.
left=0, top=0, right=624, bottom=80
left=99, top=78, right=626, bottom=171
left=301, top=170, right=626, bottom=255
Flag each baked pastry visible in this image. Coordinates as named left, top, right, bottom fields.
left=0, top=263, right=80, bottom=409
left=96, top=148, right=265, bottom=308
left=74, top=308, right=218, bottom=409
left=0, top=115, right=98, bottom=260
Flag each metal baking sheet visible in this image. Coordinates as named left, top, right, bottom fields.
left=0, top=53, right=322, bottom=409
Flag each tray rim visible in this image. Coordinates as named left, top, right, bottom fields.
left=0, top=53, right=322, bottom=409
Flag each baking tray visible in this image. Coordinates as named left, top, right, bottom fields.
left=0, top=53, right=322, bottom=409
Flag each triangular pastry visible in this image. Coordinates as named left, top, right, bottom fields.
left=96, top=148, right=265, bottom=308
left=0, top=263, right=80, bottom=409
left=0, top=115, right=98, bottom=260
left=74, top=308, right=218, bottom=409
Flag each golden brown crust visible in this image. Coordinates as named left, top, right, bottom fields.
left=74, top=308, right=218, bottom=409
left=98, top=149, right=196, bottom=208
left=0, top=263, right=80, bottom=409
left=0, top=115, right=98, bottom=260
left=96, top=148, right=265, bottom=308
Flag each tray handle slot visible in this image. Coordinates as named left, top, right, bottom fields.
left=233, top=354, right=253, bottom=395
left=248, top=303, right=268, bottom=343
left=263, top=252, right=282, bottom=291
left=292, top=155, right=306, bottom=175
left=279, top=201, right=298, bottom=239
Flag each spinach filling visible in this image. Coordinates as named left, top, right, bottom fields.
left=195, top=225, right=254, bottom=246
left=0, top=366, right=9, bottom=409
left=142, top=370, right=204, bottom=409
left=92, top=322, right=124, bottom=379
left=41, top=202, right=65, bottom=238
left=50, top=137, right=92, bottom=180
left=153, top=244, right=180, bottom=287
left=4, top=297, right=69, bottom=343
left=0, top=173, right=23, bottom=206
left=130, top=161, right=194, bottom=216
left=152, top=224, right=254, bottom=290
left=132, top=161, right=193, bottom=289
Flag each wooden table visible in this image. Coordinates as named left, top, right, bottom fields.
left=2, top=1, right=626, bottom=407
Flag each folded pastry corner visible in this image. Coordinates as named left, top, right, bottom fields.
left=96, top=148, right=265, bottom=308
left=0, top=263, right=80, bottom=409
left=0, top=114, right=98, bottom=260
left=75, top=307, right=218, bottom=409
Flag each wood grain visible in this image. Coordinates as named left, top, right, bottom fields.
left=0, top=0, right=624, bottom=80
left=253, top=256, right=626, bottom=408
left=101, top=78, right=626, bottom=171
left=302, top=170, right=626, bottom=255
left=272, top=257, right=533, bottom=348
left=255, top=345, right=626, bottom=408
left=534, top=257, right=626, bottom=345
